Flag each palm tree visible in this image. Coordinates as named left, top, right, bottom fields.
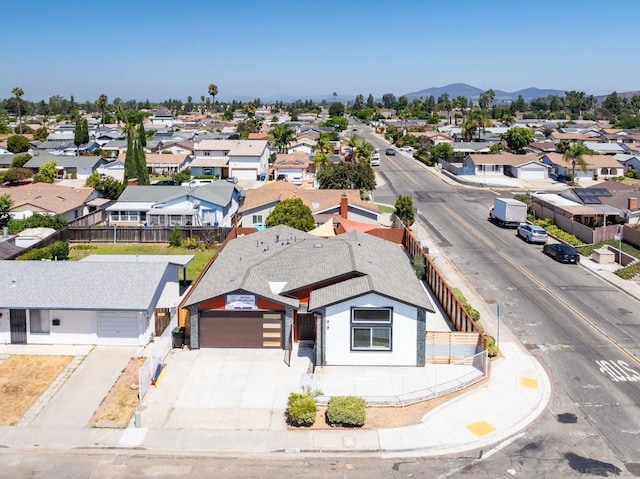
left=208, top=84, right=218, bottom=104
left=466, top=109, right=492, bottom=141
left=314, top=135, right=333, bottom=154
left=313, top=151, right=331, bottom=173
left=562, top=143, right=591, bottom=184
left=270, top=124, right=296, bottom=153
left=97, top=94, right=108, bottom=127
left=12, top=87, right=24, bottom=134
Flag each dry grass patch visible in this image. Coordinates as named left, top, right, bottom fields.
left=0, top=355, right=73, bottom=425
left=91, top=357, right=146, bottom=428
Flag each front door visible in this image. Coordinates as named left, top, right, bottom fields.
left=10, top=309, right=27, bottom=344
left=297, top=313, right=315, bottom=342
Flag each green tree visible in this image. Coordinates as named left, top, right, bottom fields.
left=208, top=83, right=218, bottom=104
left=270, top=124, right=296, bottom=153
left=12, top=87, right=24, bottom=134
left=501, top=127, right=535, bottom=154
left=478, top=89, right=495, bottom=110
left=35, top=160, right=58, bottom=183
left=74, top=117, right=83, bottom=155
left=321, top=116, right=348, bottom=131
left=430, top=143, right=454, bottom=159
left=3, top=167, right=32, bottom=184
left=394, top=195, right=415, bottom=226
left=97, top=94, right=108, bottom=127
left=118, top=107, right=149, bottom=185
left=6, top=134, right=30, bottom=153
left=11, top=153, right=31, bottom=168
left=33, top=125, right=49, bottom=142
left=317, top=161, right=375, bottom=191
left=173, top=167, right=191, bottom=185
left=328, top=102, right=345, bottom=117
left=0, top=193, right=12, bottom=229
left=314, top=134, right=333, bottom=154
left=265, top=197, right=315, bottom=231
left=562, top=143, right=591, bottom=182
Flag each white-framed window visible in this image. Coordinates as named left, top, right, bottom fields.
left=109, top=211, right=140, bottom=222
left=351, top=308, right=392, bottom=351
left=30, top=310, right=50, bottom=334
left=252, top=214, right=263, bottom=225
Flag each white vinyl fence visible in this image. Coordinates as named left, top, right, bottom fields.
left=138, top=311, right=178, bottom=399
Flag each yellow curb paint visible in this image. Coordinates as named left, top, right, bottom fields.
left=466, top=420, right=496, bottom=436
left=520, top=376, right=539, bottom=389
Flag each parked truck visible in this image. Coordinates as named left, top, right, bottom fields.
left=489, top=197, right=527, bottom=228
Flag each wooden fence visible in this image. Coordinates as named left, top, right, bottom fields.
left=402, top=225, right=487, bottom=347
left=68, top=209, right=109, bottom=227
left=66, top=226, right=233, bottom=244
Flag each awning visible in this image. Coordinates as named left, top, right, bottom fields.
left=106, top=202, right=152, bottom=212
left=147, top=207, right=196, bottom=215
left=189, top=157, right=229, bottom=168
left=308, top=218, right=335, bottom=237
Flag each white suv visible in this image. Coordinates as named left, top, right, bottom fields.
left=517, top=224, right=548, bottom=244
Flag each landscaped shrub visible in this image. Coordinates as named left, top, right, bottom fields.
left=326, top=396, right=366, bottom=427
left=615, top=261, right=640, bottom=280
left=545, top=225, right=583, bottom=246
left=412, top=254, right=426, bottom=280
left=168, top=228, right=182, bottom=247
left=452, top=288, right=480, bottom=322
left=286, top=393, right=317, bottom=427
left=17, top=241, right=69, bottom=261
left=182, top=236, right=200, bottom=249
left=485, top=335, right=498, bottom=358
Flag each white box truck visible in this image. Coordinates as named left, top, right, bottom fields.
left=489, top=198, right=527, bottom=228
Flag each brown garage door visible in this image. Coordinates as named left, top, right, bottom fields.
left=200, top=311, right=283, bottom=348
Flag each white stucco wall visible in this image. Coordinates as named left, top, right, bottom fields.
left=323, top=293, right=418, bottom=366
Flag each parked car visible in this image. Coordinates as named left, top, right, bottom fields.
left=543, top=243, right=580, bottom=264
left=153, top=179, right=177, bottom=186
left=276, top=174, right=287, bottom=181
left=385, top=148, right=396, bottom=155
left=398, top=146, right=414, bottom=152
left=226, top=176, right=238, bottom=184
left=517, top=224, right=548, bottom=244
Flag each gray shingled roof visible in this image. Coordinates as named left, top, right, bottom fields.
left=0, top=261, right=170, bottom=311
left=25, top=154, right=104, bottom=169
left=118, top=183, right=237, bottom=207
left=183, top=226, right=434, bottom=313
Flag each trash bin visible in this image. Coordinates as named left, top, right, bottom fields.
left=172, top=327, right=185, bottom=348
left=259, top=173, right=266, bottom=181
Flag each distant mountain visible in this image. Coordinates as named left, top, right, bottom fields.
left=405, top=83, right=566, bottom=102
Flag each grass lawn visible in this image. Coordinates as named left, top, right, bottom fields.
left=91, top=357, right=146, bottom=428
left=69, top=243, right=216, bottom=282
left=0, top=355, right=73, bottom=425
left=376, top=204, right=395, bottom=214
left=576, top=240, right=640, bottom=260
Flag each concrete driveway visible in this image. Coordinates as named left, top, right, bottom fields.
left=29, top=346, right=137, bottom=428
left=139, top=347, right=312, bottom=431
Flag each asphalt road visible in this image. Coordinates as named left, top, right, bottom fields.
left=361, top=126, right=640, bottom=474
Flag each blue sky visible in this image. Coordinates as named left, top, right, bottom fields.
left=2, top=0, right=639, bottom=102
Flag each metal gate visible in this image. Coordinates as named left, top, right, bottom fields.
left=10, top=310, right=27, bottom=344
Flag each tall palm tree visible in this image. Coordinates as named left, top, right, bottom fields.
left=270, top=124, right=296, bottom=153
left=562, top=143, right=591, bottom=184
left=97, top=94, right=108, bottom=127
left=12, top=87, right=24, bottom=134
left=208, top=84, right=218, bottom=104
left=314, top=135, right=333, bottom=154
left=466, top=109, right=492, bottom=141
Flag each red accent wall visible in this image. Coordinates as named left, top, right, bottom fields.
left=198, top=291, right=285, bottom=312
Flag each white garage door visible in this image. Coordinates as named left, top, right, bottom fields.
left=97, top=312, right=140, bottom=346
left=518, top=169, right=546, bottom=180
left=233, top=169, right=257, bottom=180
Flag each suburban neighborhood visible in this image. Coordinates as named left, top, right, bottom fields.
left=2, top=1, right=640, bottom=474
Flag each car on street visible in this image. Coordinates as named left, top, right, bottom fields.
left=517, top=224, right=548, bottom=243
left=398, top=146, right=414, bottom=152
left=543, top=243, right=580, bottom=263
left=226, top=176, right=238, bottom=184
left=385, top=148, right=396, bottom=155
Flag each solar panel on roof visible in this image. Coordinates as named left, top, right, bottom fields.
left=574, top=188, right=613, bottom=204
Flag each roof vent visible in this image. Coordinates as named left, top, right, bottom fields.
left=313, top=243, right=322, bottom=248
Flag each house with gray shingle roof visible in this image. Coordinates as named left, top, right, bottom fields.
left=106, top=182, right=241, bottom=227
left=182, top=225, right=436, bottom=366
left=0, top=259, right=186, bottom=346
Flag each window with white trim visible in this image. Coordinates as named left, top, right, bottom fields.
left=30, top=310, right=50, bottom=334
left=252, top=214, right=263, bottom=226
left=351, top=308, right=392, bottom=351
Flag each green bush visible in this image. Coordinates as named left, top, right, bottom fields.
left=17, top=241, right=69, bottom=261
left=615, top=261, right=640, bottom=280
left=17, top=248, right=51, bottom=260
left=8, top=213, right=67, bottom=234
left=287, top=393, right=317, bottom=427
left=452, top=288, right=480, bottom=322
left=485, top=335, right=498, bottom=358
left=545, top=225, right=583, bottom=246
left=168, top=228, right=182, bottom=247
left=73, top=244, right=98, bottom=251
left=326, top=396, right=366, bottom=427
left=412, top=254, right=426, bottom=279
left=182, top=236, right=200, bottom=249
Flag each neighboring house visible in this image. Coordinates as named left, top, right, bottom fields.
left=97, top=160, right=125, bottom=181
left=24, top=153, right=106, bottom=179
left=426, top=132, right=454, bottom=145
left=0, top=257, right=192, bottom=346
left=106, top=182, right=241, bottom=227
left=614, top=154, right=640, bottom=174
left=181, top=225, right=436, bottom=367
left=238, top=182, right=379, bottom=228
left=157, top=141, right=195, bottom=156
left=463, top=154, right=550, bottom=180
left=588, top=180, right=640, bottom=225
left=0, top=153, right=14, bottom=169
left=272, top=153, right=311, bottom=181
left=0, top=146, right=10, bottom=155
left=192, top=140, right=270, bottom=181
left=451, top=142, right=497, bottom=155
left=144, top=153, right=191, bottom=176
left=541, top=152, right=624, bottom=179
left=148, top=107, right=176, bottom=126
left=287, top=138, right=316, bottom=155
left=92, top=128, right=125, bottom=146
left=525, top=141, right=558, bottom=155
left=4, top=183, right=99, bottom=221
left=548, top=132, right=598, bottom=143
left=583, top=141, right=629, bottom=155
left=101, top=140, right=129, bottom=156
